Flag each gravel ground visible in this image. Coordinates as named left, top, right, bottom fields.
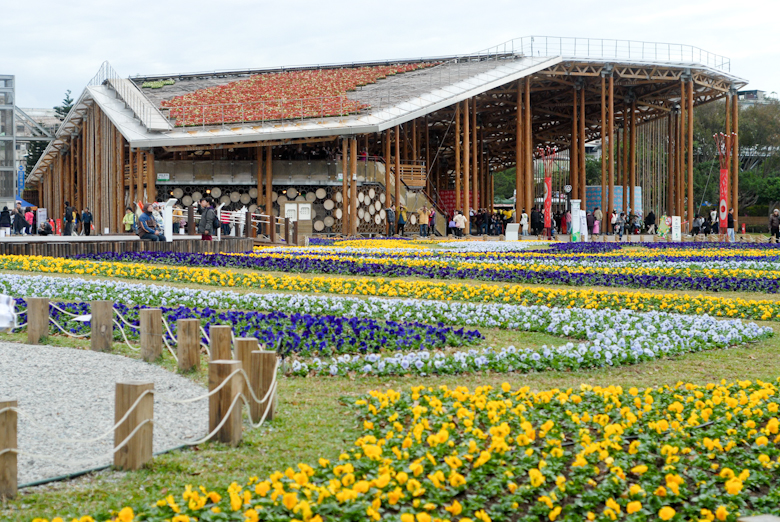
left=0, top=342, right=208, bottom=485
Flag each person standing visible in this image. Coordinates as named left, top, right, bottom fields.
left=615, top=212, right=626, bottom=241
left=593, top=207, right=603, bottom=235
left=453, top=210, right=466, bottom=237
left=418, top=206, right=429, bottom=237
left=586, top=211, right=595, bottom=235
left=610, top=210, right=618, bottom=235
left=384, top=205, right=396, bottom=236
left=727, top=208, right=735, bottom=242
left=397, top=206, right=407, bottom=237
left=138, top=203, right=166, bottom=241
left=197, top=198, right=216, bottom=241
left=24, top=207, right=34, bottom=235
left=12, top=202, right=25, bottom=236
left=122, top=207, right=136, bottom=233
left=645, top=211, right=656, bottom=234
left=770, top=209, right=780, bottom=243
left=81, top=208, right=93, bottom=236
left=520, top=209, right=529, bottom=236
left=63, top=201, right=74, bottom=236
left=0, top=207, right=11, bottom=236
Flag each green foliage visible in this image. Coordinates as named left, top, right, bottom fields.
left=25, top=140, right=47, bottom=174
left=493, top=166, right=517, bottom=199
left=142, top=79, right=175, bottom=89
left=53, top=90, right=74, bottom=121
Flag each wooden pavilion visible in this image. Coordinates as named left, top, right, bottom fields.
left=28, top=36, right=747, bottom=236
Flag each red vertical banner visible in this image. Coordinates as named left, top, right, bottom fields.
left=55, top=219, right=62, bottom=235
left=544, top=176, right=552, bottom=228
left=719, top=168, right=729, bottom=230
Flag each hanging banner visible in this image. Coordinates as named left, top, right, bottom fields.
left=570, top=199, right=581, bottom=242
left=719, top=168, right=729, bottom=231
left=544, top=176, right=552, bottom=228
left=671, top=216, right=682, bottom=241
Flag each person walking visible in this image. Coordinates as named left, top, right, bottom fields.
left=645, top=211, right=656, bottom=234
left=24, top=207, right=34, bottom=235
left=385, top=205, right=396, bottom=236
left=727, top=208, right=735, bottom=242
left=138, top=203, right=166, bottom=241
left=770, top=209, right=780, bottom=243
left=397, top=206, right=407, bottom=236
left=615, top=212, right=626, bottom=241
left=520, top=209, right=529, bottom=236
left=81, top=208, right=93, bottom=236
left=0, top=207, right=11, bottom=236
left=12, top=203, right=25, bottom=236
left=593, top=207, right=603, bottom=235
left=63, top=201, right=74, bottom=236
left=197, top=198, right=216, bottom=241
left=586, top=211, right=595, bottom=235
left=418, top=206, right=429, bottom=237
left=453, top=210, right=467, bottom=237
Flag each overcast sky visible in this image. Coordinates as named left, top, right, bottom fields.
left=5, top=0, right=779, bottom=108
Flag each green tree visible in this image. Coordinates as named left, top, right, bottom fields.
left=25, top=140, right=47, bottom=174
left=54, top=90, right=74, bottom=121
left=493, top=167, right=517, bottom=200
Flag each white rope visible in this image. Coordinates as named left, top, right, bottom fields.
left=48, top=316, right=91, bottom=338
left=240, top=377, right=278, bottom=429
left=155, top=369, right=243, bottom=404
left=237, top=360, right=279, bottom=406
left=49, top=303, right=83, bottom=317
left=114, top=309, right=139, bottom=330
left=113, top=318, right=140, bottom=352
left=4, top=390, right=154, bottom=444
left=153, top=393, right=244, bottom=446
left=200, top=326, right=210, bottom=344
left=162, top=334, right=178, bottom=361
left=161, top=315, right=178, bottom=345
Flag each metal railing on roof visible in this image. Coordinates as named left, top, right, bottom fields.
left=89, top=61, right=172, bottom=131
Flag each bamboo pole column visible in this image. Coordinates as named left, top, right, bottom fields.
left=135, top=148, right=143, bottom=206
left=686, top=80, right=694, bottom=226
left=454, top=105, right=461, bottom=216
left=516, top=80, right=523, bottom=217
left=472, top=99, right=478, bottom=212
left=256, top=147, right=262, bottom=234
left=385, top=130, right=391, bottom=235
left=128, top=149, right=135, bottom=211
left=147, top=151, right=156, bottom=204
left=731, top=90, right=739, bottom=231
left=265, top=145, right=273, bottom=239
left=394, top=126, right=401, bottom=219
left=600, top=76, right=607, bottom=216
left=667, top=113, right=674, bottom=215
left=677, top=89, right=684, bottom=219
left=622, top=107, right=629, bottom=213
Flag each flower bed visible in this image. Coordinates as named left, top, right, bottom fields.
left=3, top=258, right=780, bottom=321
left=22, top=300, right=480, bottom=357
left=33, top=378, right=780, bottom=521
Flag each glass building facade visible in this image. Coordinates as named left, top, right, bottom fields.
left=0, top=76, right=15, bottom=201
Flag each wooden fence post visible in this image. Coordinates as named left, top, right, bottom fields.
left=177, top=318, right=201, bottom=372
left=284, top=217, right=290, bottom=244
left=114, top=382, right=153, bottom=471
left=208, top=360, right=243, bottom=446
left=90, top=300, right=114, bottom=352
left=209, top=325, right=232, bottom=361
left=257, top=350, right=277, bottom=422
left=234, top=339, right=262, bottom=423
left=187, top=205, right=195, bottom=235
left=25, top=297, right=49, bottom=345
left=293, top=220, right=298, bottom=246
left=0, top=399, right=17, bottom=499
left=139, top=309, right=163, bottom=362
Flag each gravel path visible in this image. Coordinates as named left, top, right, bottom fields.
left=0, top=342, right=208, bottom=485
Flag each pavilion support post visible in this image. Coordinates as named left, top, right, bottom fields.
left=732, top=90, right=739, bottom=231
left=115, top=129, right=123, bottom=232
left=686, top=80, right=694, bottom=227
left=667, top=113, right=674, bottom=215
left=128, top=149, right=135, bottom=211
left=677, top=90, right=684, bottom=220
left=630, top=100, right=637, bottom=215
left=472, top=99, right=478, bottom=212
left=256, top=147, right=263, bottom=229
left=608, top=75, right=615, bottom=221
left=136, top=148, right=143, bottom=206
left=571, top=87, right=579, bottom=201
left=69, top=136, right=75, bottom=215
left=425, top=116, right=430, bottom=185
left=454, top=105, right=461, bottom=218
left=265, top=145, right=273, bottom=241
left=350, top=137, right=358, bottom=236
left=385, top=130, right=391, bottom=235
left=622, top=107, right=629, bottom=213
left=463, top=99, right=470, bottom=231
left=394, top=126, right=401, bottom=221
left=600, top=76, right=607, bottom=217
left=147, top=151, right=156, bottom=204
left=412, top=120, right=417, bottom=161
left=579, top=86, right=587, bottom=210
left=524, top=77, right=533, bottom=215
left=341, top=138, right=349, bottom=234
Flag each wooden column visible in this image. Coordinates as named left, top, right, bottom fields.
left=384, top=130, right=391, bottom=235
left=147, top=151, right=156, bottom=203
left=350, top=137, right=358, bottom=235
left=516, top=80, right=523, bottom=217
left=454, top=105, right=461, bottom=214
left=68, top=136, right=75, bottom=213
left=579, top=86, right=587, bottom=209
left=600, top=76, right=607, bottom=214
left=667, top=113, right=674, bottom=215
left=412, top=120, right=417, bottom=161
left=677, top=93, right=684, bottom=218
left=462, top=99, right=470, bottom=228
left=58, top=151, right=64, bottom=220
left=524, top=77, right=533, bottom=214
left=608, top=75, right=615, bottom=216
left=472, top=100, right=478, bottom=212
left=113, top=382, right=153, bottom=471
left=622, top=107, right=629, bottom=213
left=571, top=87, right=579, bottom=200
left=394, top=126, right=401, bottom=213
left=341, top=138, right=349, bottom=234
left=128, top=149, right=135, bottom=211
left=265, top=145, right=273, bottom=239
left=686, top=80, right=694, bottom=226
left=25, top=297, right=49, bottom=345
left=208, top=360, right=243, bottom=446
left=177, top=318, right=201, bottom=372
left=209, top=324, right=233, bottom=361
left=732, top=91, right=740, bottom=230
left=90, top=300, right=114, bottom=352
left=256, top=147, right=263, bottom=216
left=139, top=308, right=163, bottom=362
left=0, top=399, right=17, bottom=499
left=115, top=129, right=123, bottom=232
left=135, top=149, right=143, bottom=206
left=630, top=100, right=637, bottom=214
left=425, top=116, right=430, bottom=181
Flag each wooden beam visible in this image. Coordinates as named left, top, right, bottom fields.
left=667, top=113, right=674, bottom=215
left=256, top=147, right=263, bottom=216
left=136, top=147, right=143, bottom=207
left=128, top=148, right=135, bottom=211
left=265, top=145, right=273, bottom=222
left=147, top=151, right=156, bottom=203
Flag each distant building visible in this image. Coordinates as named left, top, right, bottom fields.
left=738, top=89, right=777, bottom=106
left=0, top=75, right=15, bottom=207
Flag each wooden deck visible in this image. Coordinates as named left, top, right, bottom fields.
left=0, top=236, right=253, bottom=258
